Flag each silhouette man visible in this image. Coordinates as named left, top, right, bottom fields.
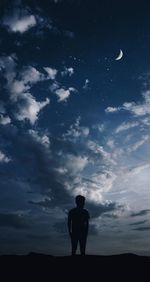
left=68, top=195, right=90, bottom=256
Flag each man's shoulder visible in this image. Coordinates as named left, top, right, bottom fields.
left=83, top=209, right=90, bottom=218
left=68, top=208, right=76, bottom=214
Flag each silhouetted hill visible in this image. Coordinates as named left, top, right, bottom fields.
left=1, top=253, right=150, bottom=280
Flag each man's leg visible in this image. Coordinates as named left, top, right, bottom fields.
left=79, top=235, right=87, bottom=255
left=71, top=235, right=78, bottom=256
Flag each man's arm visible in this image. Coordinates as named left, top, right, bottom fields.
left=84, top=211, right=90, bottom=235
left=67, top=211, right=72, bottom=236
left=85, top=218, right=89, bottom=235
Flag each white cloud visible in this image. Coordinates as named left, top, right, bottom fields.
left=20, top=67, right=44, bottom=84
left=3, top=14, right=37, bottom=33
left=71, top=170, right=116, bottom=204
left=9, top=66, right=50, bottom=124
left=106, top=91, right=150, bottom=116
left=111, top=163, right=150, bottom=209
left=139, top=72, right=150, bottom=88
left=14, top=94, right=50, bottom=125
left=10, top=80, right=30, bottom=101
left=10, top=66, right=50, bottom=124
left=87, top=140, right=116, bottom=165
left=28, top=130, right=50, bottom=148
left=106, top=139, right=115, bottom=149
left=63, top=116, right=89, bottom=141
left=115, top=121, right=139, bottom=133
left=54, top=167, right=68, bottom=175
left=141, top=118, right=150, bottom=126
left=0, top=56, right=37, bottom=99
left=127, top=135, right=149, bottom=152
left=83, top=79, right=90, bottom=90
left=105, top=106, right=119, bottom=113
left=0, top=55, right=17, bottom=85
left=91, top=170, right=117, bottom=193
left=55, top=87, right=76, bottom=102
left=43, top=67, right=58, bottom=80
left=0, top=56, right=51, bottom=125
left=0, top=151, right=11, bottom=163
left=127, top=164, right=150, bottom=177
left=49, top=81, right=60, bottom=92
left=65, top=154, right=89, bottom=175
left=93, top=123, right=105, bottom=133
left=61, top=67, right=74, bottom=77
left=0, top=115, right=11, bottom=125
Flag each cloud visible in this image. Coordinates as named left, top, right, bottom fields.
left=106, top=139, right=115, bottom=149
left=0, top=115, right=11, bottom=125
left=105, top=91, right=150, bottom=116
left=115, top=121, right=139, bottom=133
left=29, top=198, right=52, bottom=209
left=61, top=67, right=74, bottom=77
left=131, top=209, right=150, bottom=217
left=69, top=169, right=116, bottom=204
left=139, top=72, right=150, bottom=88
left=83, top=79, right=90, bottom=90
left=127, top=164, right=150, bottom=177
left=86, top=140, right=116, bottom=165
left=43, top=67, right=58, bottom=80
left=0, top=54, right=17, bottom=85
left=0, top=55, right=51, bottom=125
left=28, top=130, right=50, bottom=149
left=141, top=117, right=150, bottom=126
left=133, top=226, right=150, bottom=231
left=49, top=81, right=60, bottom=92
left=127, top=135, right=149, bottom=152
left=63, top=116, right=89, bottom=141
left=0, top=151, right=11, bottom=163
left=0, top=212, right=29, bottom=229
left=129, top=220, right=147, bottom=226
left=65, top=154, right=88, bottom=175
left=87, top=201, right=123, bottom=219
left=93, top=123, right=105, bottom=133
left=9, top=129, right=71, bottom=208
left=55, top=87, right=76, bottom=102
left=20, top=66, right=44, bottom=85
left=14, top=94, right=50, bottom=125
left=0, top=102, right=6, bottom=114
left=10, top=80, right=30, bottom=101
left=105, top=106, right=119, bottom=113
left=10, top=66, right=45, bottom=102
left=3, top=11, right=37, bottom=33
left=17, top=126, right=119, bottom=209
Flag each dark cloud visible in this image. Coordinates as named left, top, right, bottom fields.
left=130, top=210, right=150, bottom=217
left=86, top=201, right=123, bottom=219
left=27, top=234, right=51, bottom=240
left=63, top=30, right=74, bottom=39
left=133, top=227, right=150, bottom=231
left=53, top=221, right=68, bottom=235
left=103, top=213, right=118, bottom=219
left=129, top=220, right=147, bottom=226
left=0, top=213, right=30, bottom=229
left=29, top=198, right=52, bottom=208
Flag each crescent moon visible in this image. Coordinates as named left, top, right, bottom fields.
left=115, top=49, right=123, bottom=61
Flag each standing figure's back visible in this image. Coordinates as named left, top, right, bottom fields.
left=68, top=195, right=90, bottom=256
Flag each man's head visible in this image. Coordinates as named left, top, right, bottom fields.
left=75, top=195, right=85, bottom=208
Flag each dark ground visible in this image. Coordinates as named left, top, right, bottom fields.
left=1, top=253, right=150, bottom=280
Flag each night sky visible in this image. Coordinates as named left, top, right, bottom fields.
left=0, top=0, right=150, bottom=256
